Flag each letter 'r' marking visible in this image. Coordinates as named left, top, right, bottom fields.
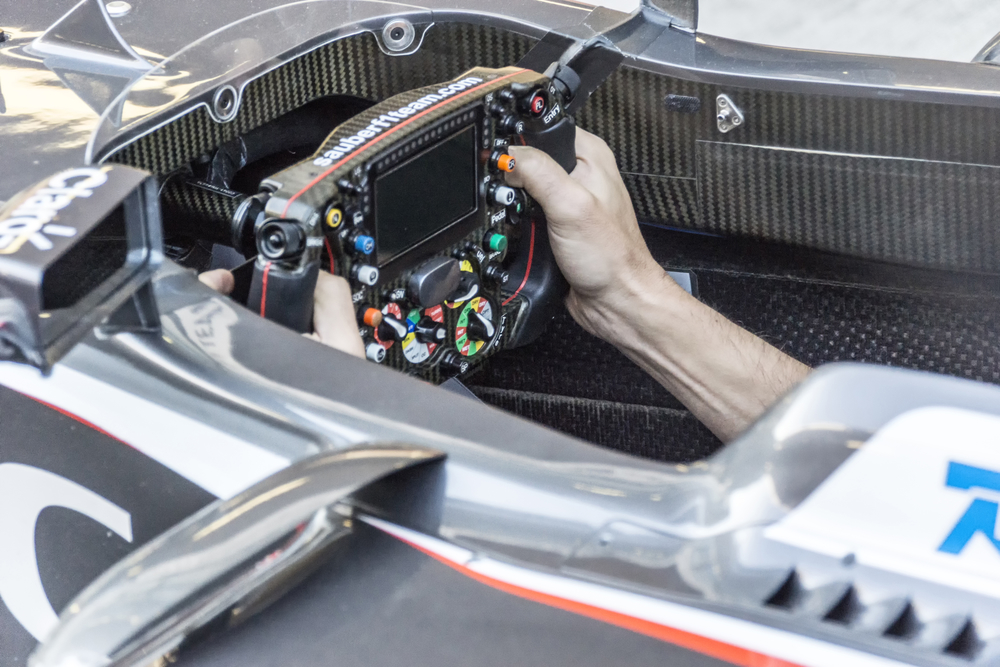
left=938, top=461, right=1000, bottom=555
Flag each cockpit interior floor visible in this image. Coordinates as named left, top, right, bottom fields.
left=472, top=387, right=720, bottom=463
left=468, top=300, right=725, bottom=463
left=468, top=225, right=1000, bottom=462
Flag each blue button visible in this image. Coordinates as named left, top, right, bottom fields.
left=354, top=235, right=374, bottom=255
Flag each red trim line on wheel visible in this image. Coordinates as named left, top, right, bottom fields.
left=260, top=261, right=272, bottom=317
left=324, top=237, right=335, bottom=274
left=281, top=70, right=527, bottom=216
left=502, top=220, right=535, bottom=306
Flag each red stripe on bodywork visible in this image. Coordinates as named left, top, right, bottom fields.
left=382, top=528, right=802, bottom=667
left=17, top=391, right=129, bottom=446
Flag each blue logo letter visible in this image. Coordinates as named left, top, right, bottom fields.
left=938, top=462, right=1000, bottom=555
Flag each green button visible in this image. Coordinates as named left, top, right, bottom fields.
left=488, top=233, right=508, bottom=253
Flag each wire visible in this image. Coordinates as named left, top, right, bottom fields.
left=502, top=220, right=535, bottom=306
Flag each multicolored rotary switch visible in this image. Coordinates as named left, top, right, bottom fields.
left=455, top=296, right=497, bottom=357
left=401, top=305, right=446, bottom=364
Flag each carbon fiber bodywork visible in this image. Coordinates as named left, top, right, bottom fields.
left=107, top=23, right=1000, bottom=275
left=576, top=64, right=1000, bottom=272
left=108, top=26, right=535, bottom=174
left=696, top=142, right=1000, bottom=272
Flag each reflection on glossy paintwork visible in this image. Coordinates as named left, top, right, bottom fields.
left=1, top=30, right=96, bottom=137
left=0, top=29, right=103, bottom=197
left=2, top=63, right=101, bottom=135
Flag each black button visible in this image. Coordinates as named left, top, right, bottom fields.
left=440, top=350, right=470, bottom=375
left=408, top=256, right=461, bottom=307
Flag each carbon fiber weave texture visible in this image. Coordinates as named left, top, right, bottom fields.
left=697, top=269, right=1000, bottom=383
left=577, top=64, right=1000, bottom=177
left=471, top=387, right=721, bottom=463
left=160, top=181, right=243, bottom=245
left=697, top=142, right=1000, bottom=272
left=576, top=64, right=1000, bottom=271
left=470, top=228, right=1000, bottom=456
left=471, top=304, right=689, bottom=410
left=575, top=66, right=702, bottom=178
left=621, top=174, right=699, bottom=229
left=716, top=85, right=1000, bottom=167
left=109, top=25, right=536, bottom=175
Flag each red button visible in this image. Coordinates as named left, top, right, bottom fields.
left=529, top=92, right=546, bottom=116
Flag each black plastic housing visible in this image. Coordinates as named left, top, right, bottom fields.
left=0, top=165, right=163, bottom=370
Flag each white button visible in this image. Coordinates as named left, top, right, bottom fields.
left=106, top=1, right=132, bottom=17
left=365, top=343, right=386, bottom=363
left=355, top=265, right=379, bottom=286
left=491, top=186, right=517, bottom=207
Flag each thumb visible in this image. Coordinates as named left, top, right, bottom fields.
left=505, top=146, right=590, bottom=221
left=312, top=271, right=365, bottom=358
left=198, top=269, right=235, bottom=295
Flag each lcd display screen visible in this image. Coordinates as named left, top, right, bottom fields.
left=374, top=126, right=477, bottom=265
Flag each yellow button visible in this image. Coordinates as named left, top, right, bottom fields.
left=325, top=207, right=344, bottom=228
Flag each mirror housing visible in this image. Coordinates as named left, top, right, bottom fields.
left=0, top=164, right=162, bottom=371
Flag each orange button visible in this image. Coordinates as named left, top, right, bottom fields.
left=496, top=153, right=515, bottom=172
left=362, top=308, right=383, bottom=327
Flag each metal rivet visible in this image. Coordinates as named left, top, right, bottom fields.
left=382, top=18, right=415, bottom=52
left=212, top=85, right=239, bottom=121
left=105, top=1, right=132, bottom=17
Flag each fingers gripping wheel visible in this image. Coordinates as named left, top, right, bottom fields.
left=246, top=213, right=323, bottom=333
left=249, top=66, right=581, bottom=381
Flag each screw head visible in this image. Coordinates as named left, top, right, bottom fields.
left=105, top=1, right=132, bottom=17
left=382, top=19, right=415, bottom=52
left=212, top=85, right=239, bottom=121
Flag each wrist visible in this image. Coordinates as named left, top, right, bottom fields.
left=568, top=260, right=685, bottom=347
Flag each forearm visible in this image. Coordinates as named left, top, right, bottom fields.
left=570, top=269, right=811, bottom=443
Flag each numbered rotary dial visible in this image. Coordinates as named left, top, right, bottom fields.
left=455, top=296, right=496, bottom=357
left=401, top=305, right=445, bottom=364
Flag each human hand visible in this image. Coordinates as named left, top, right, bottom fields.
left=505, top=129, right=676, bottom=339
left=197, top=269, right=235, bottom=295
left=510, top=131, right=810, bottom=441
left=198, top=269, right=365, bottom=358
left=304, top=271, right=366, bottom=358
